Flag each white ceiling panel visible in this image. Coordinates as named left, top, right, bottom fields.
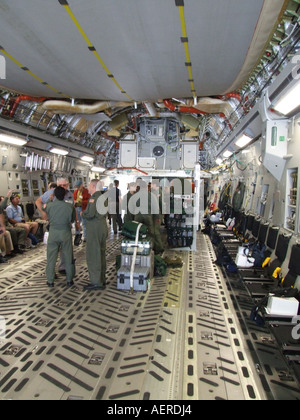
left=0, top=0, right=285, bottom=101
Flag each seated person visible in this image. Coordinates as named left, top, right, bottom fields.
left=32, top=207, right=49, bottom=235
left=0, top=212, right=13, bottom=263
left=209, top=211, right=222, bottom=223
left=0, top=193, right=26, bottom=254
left=6, top=194, right=39, bottom=246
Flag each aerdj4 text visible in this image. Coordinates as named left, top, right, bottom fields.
left=107, top=405, right=192, bottom=418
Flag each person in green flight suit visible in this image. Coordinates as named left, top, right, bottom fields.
left=45, top=186, right=76, bottom=288
left=133, top=179, right=163, bottom=253
left=150, top=180, right=164, bottom=254
left=122, top=182, right=136, bottom=224
left=82, top=179, right=108, bottom=291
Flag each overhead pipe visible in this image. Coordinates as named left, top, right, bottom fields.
left=217, top=92, right=243, bottom=105
left=219, top=113, right=233, bottom=131
left=216, top=92, right=251, bottom=124
left=10, top=96, right=47, bottom=118
left=164, top=98, right=237, bottom=133
left=95, top=150, right=107, bottom=157
left=224, top=92, right=242, bottom=102
left=105, top=167, right=148, bottom=176
left=163, top=99, right=208, bottom=115
left=225, top=92, right=250, bottom=114
left=98, top=130, right=120, bottom=146
left=164, top=97, right=236, bottom=136
left=131, top=115, right=137, bottom=131
left=0, top=96, right=6, bottom=114
left=0, top=93, right=10, bottom=114
left=131, top=113, right=143, bottom=131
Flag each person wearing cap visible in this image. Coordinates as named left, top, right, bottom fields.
left=44, top=186, right=76, bottom=287
left=0, top=192, right=26, bottom=254
left=73, top=180, right=90, bottom=242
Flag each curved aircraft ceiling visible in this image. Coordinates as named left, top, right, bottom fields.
left=0, top=0, right=286, bottom=102
left=0, top=0, right=298, bottom=171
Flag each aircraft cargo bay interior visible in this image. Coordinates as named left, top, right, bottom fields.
left=1, top=0, right=300, bottom=401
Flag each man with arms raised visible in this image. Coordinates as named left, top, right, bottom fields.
left=36, top=178, right=80, bottom=274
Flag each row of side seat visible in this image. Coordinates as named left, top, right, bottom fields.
left=205, top=207, right=300, bottom=384
left=211, top=211, right=300, bottom=302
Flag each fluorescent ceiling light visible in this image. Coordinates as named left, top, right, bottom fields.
left=273, top=81, right=300, bottom=115
left=0, top=134, right=28, bottom=146
left=235, top=134, right=253, bottom=148
left=49, top=147, right=69, bottom=156
left=91, top=166, right=106, bottom=173
left=223, top=150, right=233, bottom=158
left=80, top=155, right=94, bottom=162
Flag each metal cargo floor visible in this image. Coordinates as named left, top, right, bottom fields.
left=0, top=232, right=299, bottom=400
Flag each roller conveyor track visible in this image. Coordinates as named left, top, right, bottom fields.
left=0, top=231, right=291, bottom=400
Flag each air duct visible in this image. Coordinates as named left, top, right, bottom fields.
left=10, top=96, right=47, bottom=118
left=180, top=114, right=200, bottom=131
left=186, top=97, right=233, bottom=114
left=109, top=111, right=129, bottom=130
left=41, top=100, right=133, bottom=114
left=143, top=102, right=159, bottom=117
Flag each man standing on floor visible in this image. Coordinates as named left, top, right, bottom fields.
left=36, top=178, right=80, bottom=275
left=108, top=180, right=123, bottom=234
left=82, top=179, right=108, bottom=291
left=44, top=187, right=76, bottom=288
left=122, top=182, right=136, bottom=224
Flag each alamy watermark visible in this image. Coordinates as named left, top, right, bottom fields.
left=292, top=316, right=300, bottom=340
left=96, top=178, right=197, bottom=225
left=0, top=55, right=6, bottom=80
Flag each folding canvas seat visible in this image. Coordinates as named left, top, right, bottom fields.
left=245, top=234, right=292, bottom=299
left=241, top=226, right=279, bottom=279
